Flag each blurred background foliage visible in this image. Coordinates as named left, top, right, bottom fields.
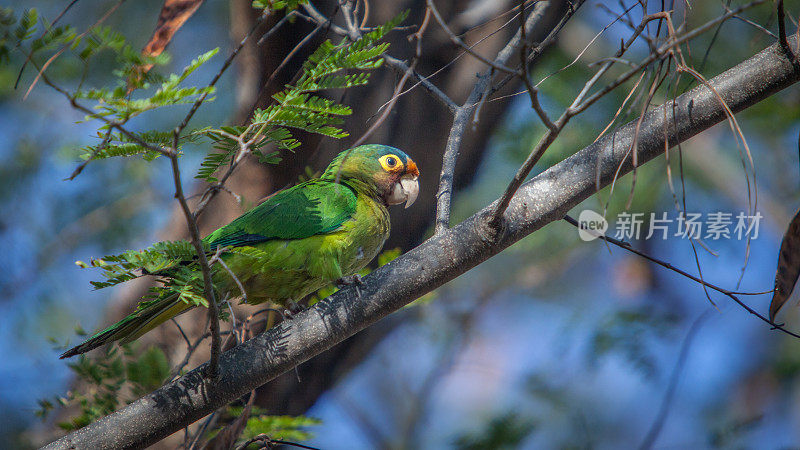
left=2, top=0, right=800, bottom=448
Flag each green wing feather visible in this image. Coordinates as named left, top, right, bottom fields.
left=204, top=180, right=358, bottom=249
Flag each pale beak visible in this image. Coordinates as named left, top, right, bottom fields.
left=399, top=174, right=419, bottom=208
left=386, top=174, right=419, bottom=208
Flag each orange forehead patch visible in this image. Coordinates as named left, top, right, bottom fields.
left=405, top=158, right=419, bottom=177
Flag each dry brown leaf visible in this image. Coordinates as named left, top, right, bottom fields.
left=202, top=390, right=254, bottom=450
left=769, top=208, right=800, bottom=321
left=128, top=0, right=205, bottom=90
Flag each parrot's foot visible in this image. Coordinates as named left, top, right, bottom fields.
left=336, top=274, right=364, bottom=298
left=283, top=300, right=303, bottom=319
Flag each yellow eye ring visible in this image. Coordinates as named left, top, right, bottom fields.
left=379, top=154, right=404, bottom=172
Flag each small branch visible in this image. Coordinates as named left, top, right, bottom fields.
left=214, top=255, right=247, bottom=305
left=27, top=56, right=173, bottom=158
left=518, top=0, right=556, bottom=131
left=22, top=0, right=125, bottom=100
left=489, top=0, right=585, bottom=96
left=488, top=114, right=567, bottom=228
left=489, top=2, right=766, bottom=226
left=383, top=55, right=458, bottom=112
left=353, top=58, right=415, bottom=147
left=435, top=0, right=567, bottom=234
left=340, top=0, right=359, bottom=37
left=258, top=10, right=297, bottom=45
left=65, top=128, right=115, bottom=180
left=258, top=19, right=326, bottom=103
left=170, top=129, right=221, bottom=378
left=171, top=318, right=192, bottom=349
left=303, top=2, right=351, bottom=38
left=434, top=104, right=471, bottom=234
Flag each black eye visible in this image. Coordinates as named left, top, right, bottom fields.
left=386, top=157, right=397, bottom=167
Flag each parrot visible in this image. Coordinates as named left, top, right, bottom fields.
left=60, top=144, right=419, bottom=359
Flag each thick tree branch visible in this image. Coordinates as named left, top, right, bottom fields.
left=45, top=34, right=800, bottom=450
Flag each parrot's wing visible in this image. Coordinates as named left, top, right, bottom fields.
left=203, top=180, right=358, bottom=249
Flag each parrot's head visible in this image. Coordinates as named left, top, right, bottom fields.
left=324, top=144, right=420, bottom=208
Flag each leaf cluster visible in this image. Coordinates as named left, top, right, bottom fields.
left=75, top=46, right=218, bottom=123
left=77, top=240, right=218, bottom=311
left=220, top=406, right=321, bottom=444
left=37, top=344, right=170, bottom=431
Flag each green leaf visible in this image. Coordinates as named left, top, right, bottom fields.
left=126, top=346, right=170, bottom=393
left=14, top=8, right=38, bottom=41
left=241, top=415, right=321, bottom=442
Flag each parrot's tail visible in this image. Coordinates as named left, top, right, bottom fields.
left=59, top=293, right=191, bottom=359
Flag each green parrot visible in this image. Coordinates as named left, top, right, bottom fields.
left=60, top=144, right=419, bottom=359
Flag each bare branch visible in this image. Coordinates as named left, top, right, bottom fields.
left=434, top=0, right=570, bottom=234
left=303, top=2, right=351, bottom=38
left=65, top=128, right=114, bottom=180
left=637, top=311, right=711, bottom=450
left=169, top=129, right=221, bottom=378
left=383, top=55, right=458, bottom=112
left=518, top=0, right=556, bottom=131
left=353, top=55, right=416, bottom=147
left=489, top=2, right=768, bottom=226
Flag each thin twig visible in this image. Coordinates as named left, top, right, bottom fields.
left=489, top=2, right=766, bottom=226
left=518, top=0, right=555, bottom=131
left=14, top=0, right=81, bottom=89
left=426, top=0, right=517, bottom=74
left=257, top=10, right=297, bottom=45
left=572, top=1, right=766, bottom=115
left=65, top=128, right=115, bottom=180
left=353, top=59, right=415, bottom=147
left=562, top=215, right=800, bottom=339
left=23, top=0, right=126, bottom=100
left=176, top=10, right=270, bottom=135
left=171, top=318, right=193, bottom=349
left=170, top=129, right=221, bottom=378
left=382, top=55, right=458, bottom=112
left=352, top=9, right=430, bottom=147
left=435, top=0, right=566, bottom=234
left=187, top=411, right=218, bottom=450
